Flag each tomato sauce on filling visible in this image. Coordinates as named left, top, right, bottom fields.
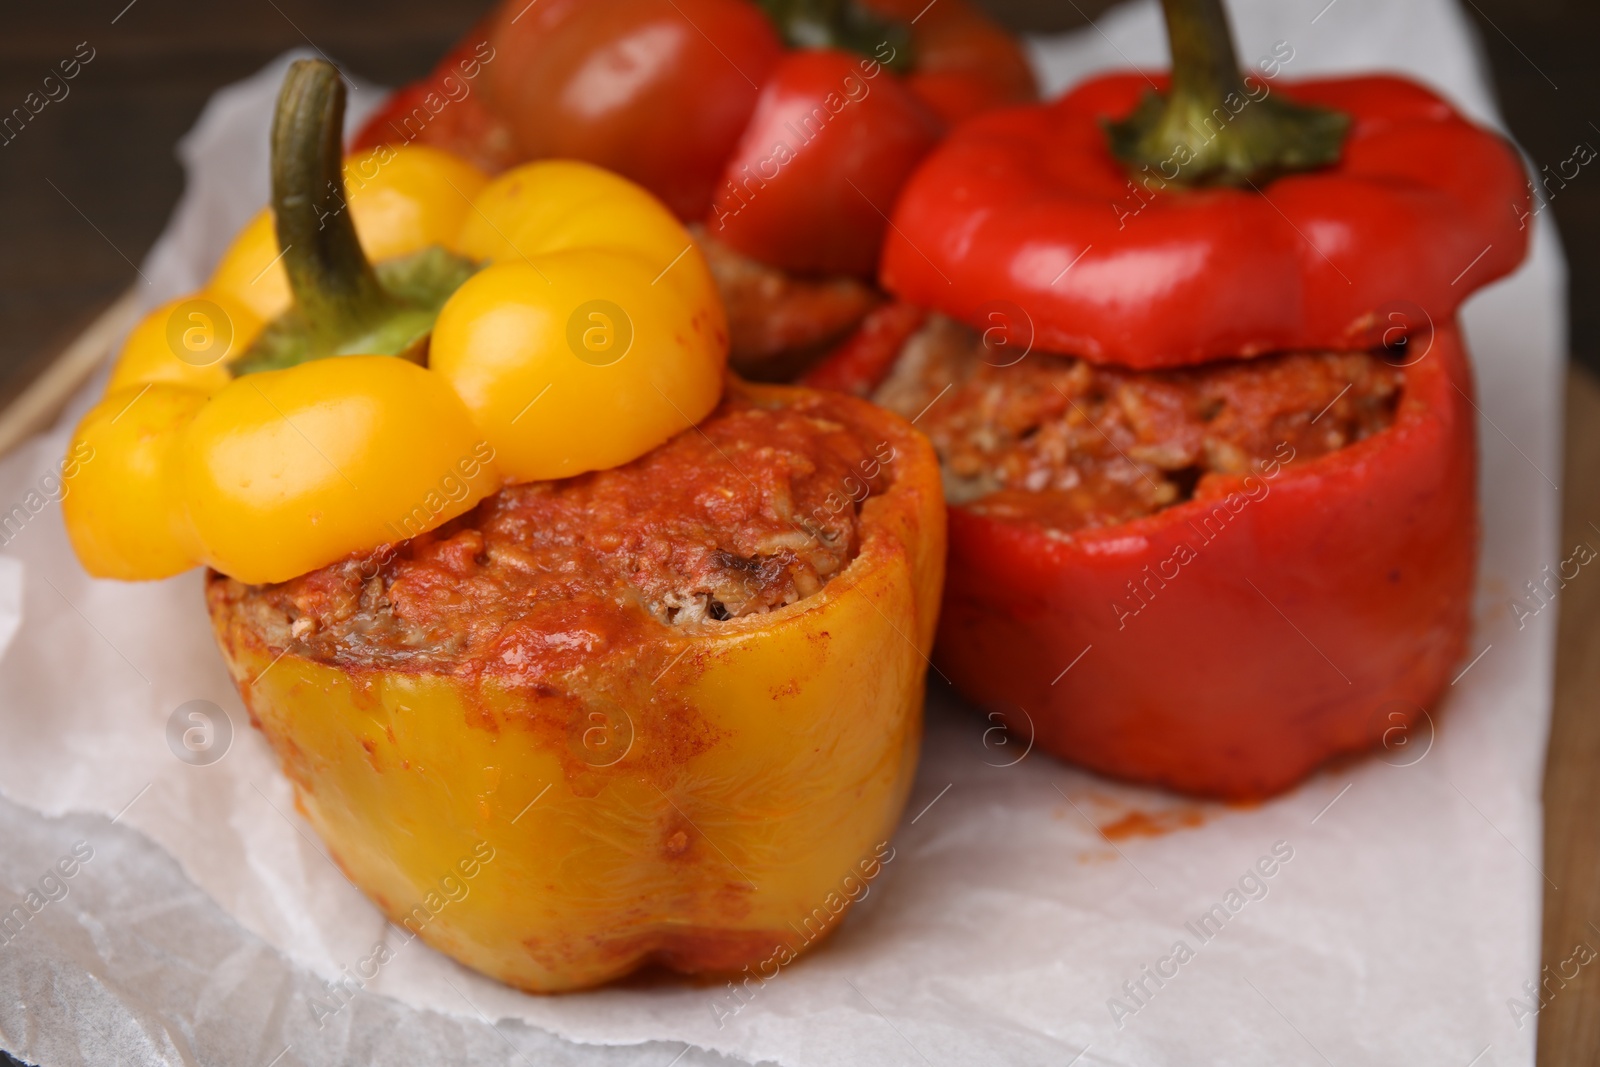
left=211, top=389, right=894, bottom=673
left=873, top=315, right=1403, bottom=532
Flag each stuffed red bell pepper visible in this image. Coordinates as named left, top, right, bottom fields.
left=813, top=0, right=1531, bottom=798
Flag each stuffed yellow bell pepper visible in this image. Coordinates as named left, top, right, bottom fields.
left=65, top=58, right=726, bottom=584
left=64, top=59, right=948, bottom=995
left=209, top=372, right=946, bottom=992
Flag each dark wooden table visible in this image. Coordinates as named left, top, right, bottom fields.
left=1, top=1, right=1595, bottom=1063
left=0, top=0, right=497, bottom=416
left=1543, top=366, right=1600, bottom=1065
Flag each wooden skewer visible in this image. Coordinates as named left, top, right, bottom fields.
left=0, top=287, right=142, bottom=460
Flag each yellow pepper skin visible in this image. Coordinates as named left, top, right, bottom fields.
left=207, top=208, right=295, bottom=326
left=206, top=145, right=490, bottom=327
left=183, top=357, right=501, bottom=585
left=454, top=160, right=717, bottom=309
left=437, top=160, right=727, bottom=481
left=432, top=255, right=724, bottom=482
left=106, top=294, right=263, bottom=397
left=64, top=61, right=725, bottom=584
left=106, top=144, right=485, bottom=402
left=63, top=385, right=208, bottom=581
left=206, top=382, right=946, bottom=992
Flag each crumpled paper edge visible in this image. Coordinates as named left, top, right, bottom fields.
left=0, top=792, right=764, bottom=1067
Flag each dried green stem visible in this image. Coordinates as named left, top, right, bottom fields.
left=1105, top=0, right=1349, bottom=187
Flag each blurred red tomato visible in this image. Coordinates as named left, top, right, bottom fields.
left=484, top=0, right=785, bottom=219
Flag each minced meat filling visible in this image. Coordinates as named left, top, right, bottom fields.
left=874, top=315, right=1402, bottom=533
left=215, top=389, right=888, bottom=670
left=693, top=226, right=880, bottom=379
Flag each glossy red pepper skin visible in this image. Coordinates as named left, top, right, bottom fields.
left=709, top=50, right=942, bottom=278
left=883, top=73, right=1530, bottom=369
left=934, top=322, right=1477, bottom=799
left=800, top=301, right=927, bottom=395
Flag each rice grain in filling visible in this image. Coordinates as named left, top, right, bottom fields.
left=208, top=389, right=892, bottom=679
left=873, top=315, right=1404, bottom=533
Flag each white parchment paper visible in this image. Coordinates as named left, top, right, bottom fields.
left=0, top=0, right=1567, bottom=1063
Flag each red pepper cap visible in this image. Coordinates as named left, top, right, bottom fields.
left=881, top=73, right=1532, bottom=369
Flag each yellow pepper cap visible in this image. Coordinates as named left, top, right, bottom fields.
left=63, top=60, right=728, bottom=586
left=182, top=355, right=500, bottom=585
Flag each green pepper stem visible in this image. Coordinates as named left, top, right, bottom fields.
left=1164, top=0, right=1244, bottom=115
left=1105, top=0, right=1349, bottom=187
left=271, top=59, right=399, bottom=354
left=234, top=58, right=478, bottom=376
